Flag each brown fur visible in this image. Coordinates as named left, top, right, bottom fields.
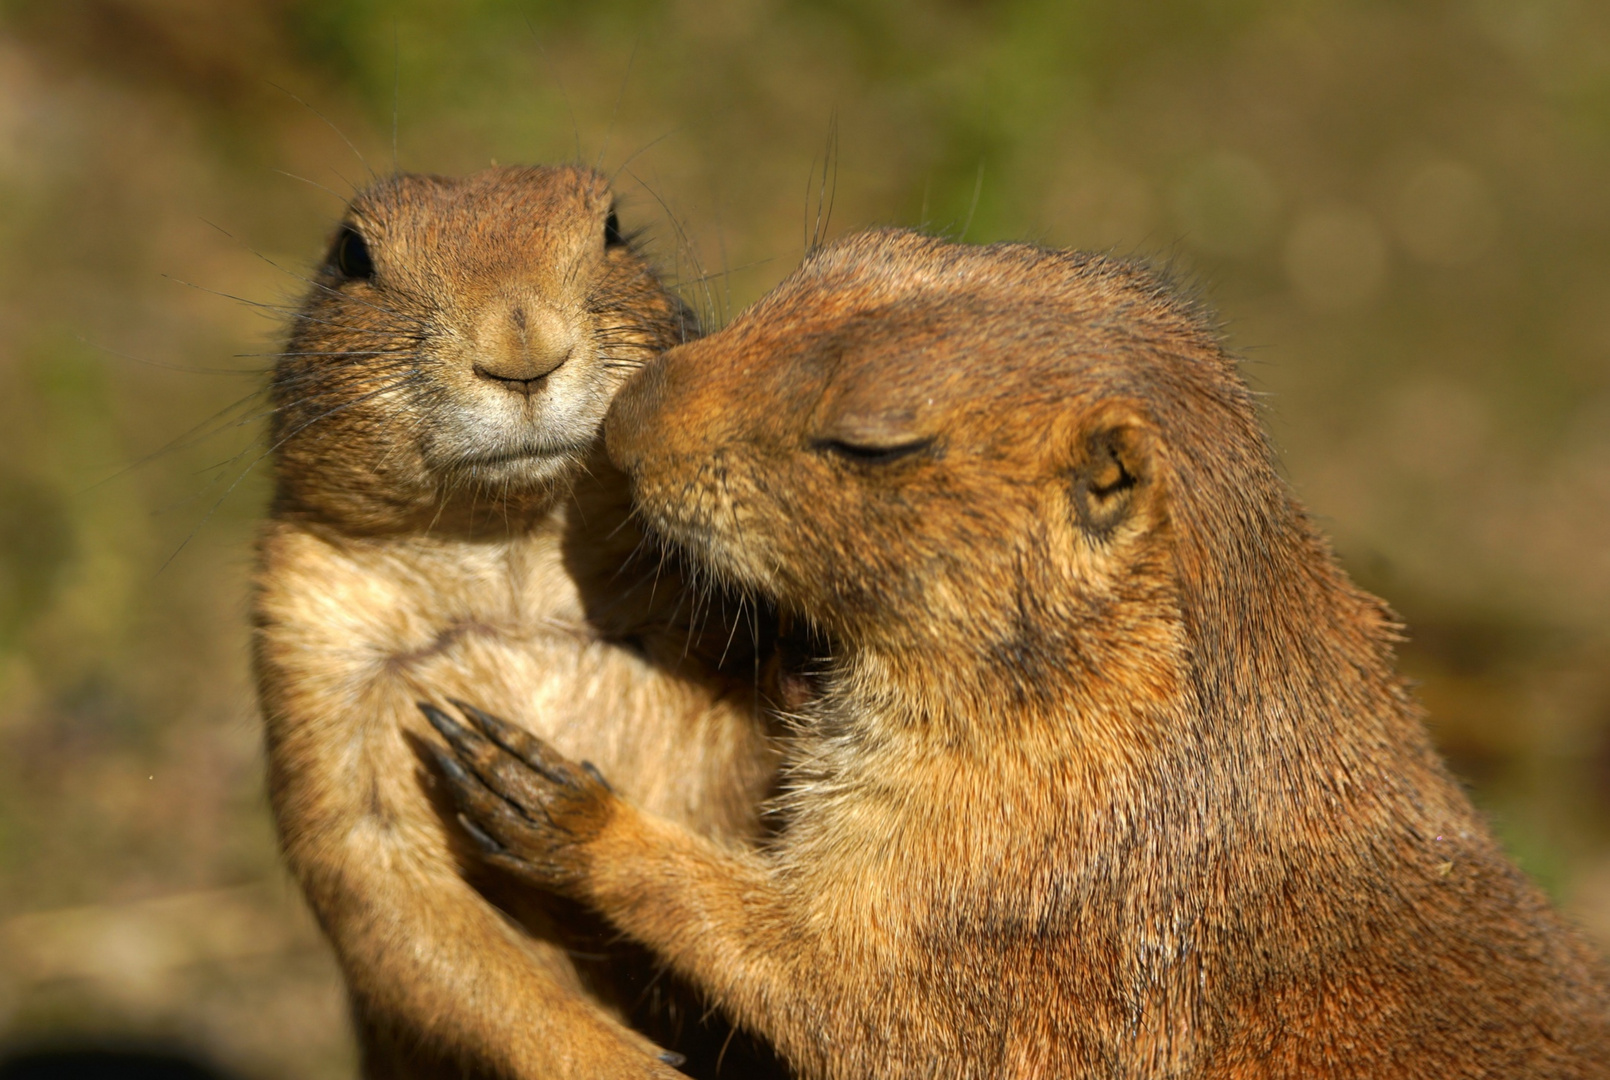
left=439, top=228, right=1610, bottom=1079
left=251, top=166, right=785, bottom=1079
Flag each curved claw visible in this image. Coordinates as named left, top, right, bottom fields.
left=456, top=812, right=506, bottom=855
left=581, top=760, right=615, bottom=794
left=422, top=739, right=475, bottom=787
left=419, top=701, right=482, bottom=759
left=449, top=697, right=521, bottom=743
left=447, top=698, right=584, bottom=790
left=419, top=698, right=616, bottom=893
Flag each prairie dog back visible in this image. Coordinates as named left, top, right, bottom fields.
left=252, top=166, right=781, bottom=1080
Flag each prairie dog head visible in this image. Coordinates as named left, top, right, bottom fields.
left=271, top=165, right=692, bottom=532
left=607, top=229, right=1292, bottom=705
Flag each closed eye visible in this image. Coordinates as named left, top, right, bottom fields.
left=813, top=437, right=936, bottom=464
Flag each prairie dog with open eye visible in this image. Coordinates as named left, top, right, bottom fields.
left=252, top=166, right=782, bottom=1079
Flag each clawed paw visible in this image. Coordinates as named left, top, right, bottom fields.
left=419, top=699, right=616, bottom=891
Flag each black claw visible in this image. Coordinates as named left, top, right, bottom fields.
left=424, top=741, right=474, bottom=786
left=486, top=851, right=540, bottom=879
left=657, top=1050, right=687, bottom=1068
left=419, top=701, right=476, bottom=750
left=581, top=760, right=615, bottom=794
left=456, top=812, right=506, bottom=854
left=532, top=760, right=577, bottom=789
left=442, top=700, right=576, bottom=789
left=448, top=698, right=516, bottom=741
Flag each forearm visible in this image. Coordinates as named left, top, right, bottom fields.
left=584, top=810, right=807, bottom=1030
left=264, top=687, right=678, bottom=1079
left=425, top=699, right=819, bottom=1066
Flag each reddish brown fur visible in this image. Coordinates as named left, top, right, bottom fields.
left=252, top=166, right=783, bottom=1079
left=441, top=229, right=1610, bottom=1079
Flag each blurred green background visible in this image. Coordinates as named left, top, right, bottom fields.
left=0, top=0, right=1608, bottom=1075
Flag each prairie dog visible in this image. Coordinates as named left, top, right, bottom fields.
left=252, top=166, right=780, bottom=1080
left=434, top=229, right=1610, bottom=1079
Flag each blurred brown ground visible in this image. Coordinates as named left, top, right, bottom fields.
left=0, top=1, right=1607, bottom=1075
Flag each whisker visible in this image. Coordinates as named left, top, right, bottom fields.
left=595, top=37, right=641, bottom=174
left=238, top=348, right=414, bottom=359
left=624, top=168, right=718, bottom=332
left=269, top=83, right=376, bottom=183
left=607, top=128, right=679, bottom=186
left=200, top=220, right=433, bottom=330
left=83, top=386, right=268, bottom=494
left=160, top=371, right=429, bottom=572
left=272, top=168, right=347, bottom=203
left=79, top=335, right=261, bottom=376
left=167, top=275, right=422, bottom=340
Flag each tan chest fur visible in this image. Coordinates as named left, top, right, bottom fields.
left=258, top=515, right=764, bottom=848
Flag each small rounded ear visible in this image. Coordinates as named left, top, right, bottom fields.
left=1068, top=403, right=1158, bottom=540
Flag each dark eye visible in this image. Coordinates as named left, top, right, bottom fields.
left=814, top=437, right=935, bottom=465
left=604, top=210, right=626, bottom=249
left=333, top=226, right=374, bottom=280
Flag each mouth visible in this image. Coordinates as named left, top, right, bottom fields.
left=455, top=442, right=587, bottom=468
left=707, top=581, right=830, bottom=713
left=767, top=607, right=828, bottom=712
left=435, top=440, right=592, bottom=491
left=616, top=517, right=829, bottom=712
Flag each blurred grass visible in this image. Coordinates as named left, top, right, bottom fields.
left=0, top=1, right=1607, bottom=1075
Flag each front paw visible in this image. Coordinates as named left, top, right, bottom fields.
left=420, top=700, right=617, bottom=893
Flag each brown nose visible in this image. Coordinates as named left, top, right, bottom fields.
left=604, top=353, right=671, bottom=472
left=474, top=303, right=576, bottom=395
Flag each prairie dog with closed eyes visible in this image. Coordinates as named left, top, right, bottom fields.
left=252, top=165, right=783, bottom=1079
left=434, top=228, right=1610, bottom=1080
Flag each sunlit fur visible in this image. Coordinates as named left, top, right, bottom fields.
left=268, top=167, right=688, bottom=526
left=477, top=228, right=1609, bottom=1079
left=252, top=166, right=783, bottom=1080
